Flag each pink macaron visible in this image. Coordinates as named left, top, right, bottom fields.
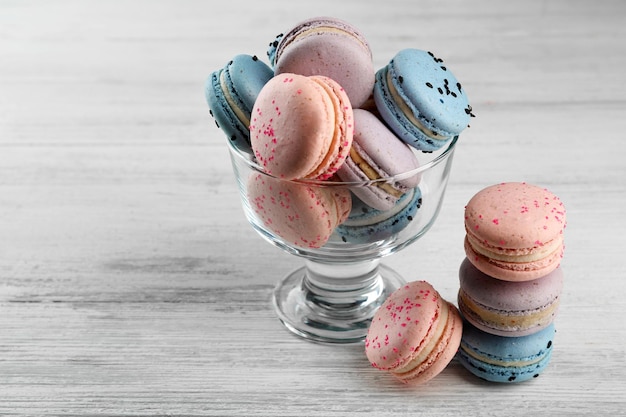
left=270, top=16, right=375, bottom=108
left=365, top=280, right=462, bottom=385
left=250, top=73, right=354, bottom=181
left=464, top=182, right=567, bottom=281
left=337, top=109, right=420, bottom=211
left=458, top=258, right=564, bottom=337
left=247, top=173, right=351, bottom=249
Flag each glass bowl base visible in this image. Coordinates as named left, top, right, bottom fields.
left=272, top=261, right=405, bottom=344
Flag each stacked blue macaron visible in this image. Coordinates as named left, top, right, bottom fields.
left=457, top=321, right=556, bottom=383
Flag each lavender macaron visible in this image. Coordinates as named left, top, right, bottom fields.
left=458, top=258, right=564, bottom=337
left=336, top=109, right=420, bottom=211
left=269, top=16, right=375, bottom=108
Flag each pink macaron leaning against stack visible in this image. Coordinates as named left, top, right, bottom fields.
left=365, top=280, right=463, bottom=385
left=247, top=173, right=352, bottom=249
left=250, top=73, right=354, bottom=181
left=337, top=109, right=420, bottom=211
left=269, top=16, right=375, bottom=108
left=464, top=182, right=567, bottom=282
left=458, top=258, right=564, bottom=337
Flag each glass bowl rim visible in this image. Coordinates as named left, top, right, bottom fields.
left=227, top=135, right=458, bottom=187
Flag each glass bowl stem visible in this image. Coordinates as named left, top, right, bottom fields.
left=273, top=258, right=405, bottom=344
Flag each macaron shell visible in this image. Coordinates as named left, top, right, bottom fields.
left=274, top=16, right=375, bottom=108
left=464, top=182, right=567, bottom=252
left=250, top=73, right=334, bottom=180
left=365, top=280, right=461, bottom=385
left=458, top=258, right=563, bottom=336
left=457, top=321, right=556, bottom=383
left=246, top=173, right=351, bottom=249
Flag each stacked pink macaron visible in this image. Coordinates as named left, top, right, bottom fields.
left=457, top=182, right=567, bottom=380
left=207, top=16, right=472, bottom=249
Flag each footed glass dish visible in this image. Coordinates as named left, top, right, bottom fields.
left=228, top=136, right=458, bottom=344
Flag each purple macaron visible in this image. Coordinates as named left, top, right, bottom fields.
left=270, top=16, right=375, bottom=108
left=458, top=258, right=564, bottom=337
left=337, top=109, right=420, bottom=211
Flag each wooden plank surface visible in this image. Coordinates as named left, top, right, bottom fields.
left=1, top=0, right=625, bottom=415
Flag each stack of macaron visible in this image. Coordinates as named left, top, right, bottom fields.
left=456, top=182, right=567, bottom=383
left=204, top=16, right=473, bottom=249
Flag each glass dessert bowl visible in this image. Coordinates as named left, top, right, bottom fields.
left=228, top=136, right=458, bottom=344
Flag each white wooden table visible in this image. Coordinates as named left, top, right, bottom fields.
left=1, top=1, right=625, bottom=415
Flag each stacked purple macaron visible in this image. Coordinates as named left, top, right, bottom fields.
left=455, top=182, right=567, bottom=383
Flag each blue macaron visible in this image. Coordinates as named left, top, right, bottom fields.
left=457, top=321, right=556, bottom=383
left=335, top=187, right=422, bottom=244
left=205, top=54, right=273, bottom=152
left=266, top=33, right=284, bottom=67
left=374, top=48, right=474, bottom=152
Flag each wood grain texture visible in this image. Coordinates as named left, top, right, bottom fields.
left=1, top=0, right=625, bottom=415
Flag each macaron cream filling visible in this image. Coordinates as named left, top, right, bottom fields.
left=348, top=144, right=405, bottom=199
left=220, top=70, right=249, bottom=126
left=386, top=71, right=450, bottom=141
left=458, top=290, right=560, bottom=331
left=466, top=232, right=564, bottom=263
left=459, top=341, right=548, bottom=368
